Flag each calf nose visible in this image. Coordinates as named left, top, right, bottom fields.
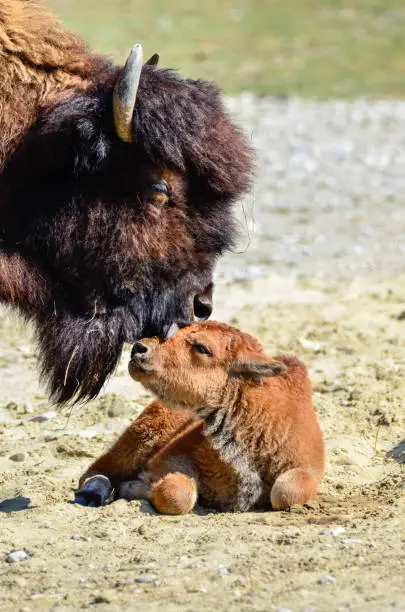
left=131, top=342, right=148, bottom=359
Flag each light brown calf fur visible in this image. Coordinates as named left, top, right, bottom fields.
left=79, top=322, right=324, bottom=513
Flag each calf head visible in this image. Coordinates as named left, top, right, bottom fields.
left=128, top=321, right=286, bottom=410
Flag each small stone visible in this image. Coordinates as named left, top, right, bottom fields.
left=7, top=550, right=28, bottom=563
left=5, top=402, right=18, bottom=411
left=93, top=595, right=111, bottom=604
left=343, top=539, right=362, bottom=545
left=29, top=411, right=56, bottom=423
left=9, top=451, right=28, bottom=462
left=298, top=337, right=322, bottom=353
left=77, top=430, right=98, bottom=439
left=44, top=434, right=58, bottom=442
left=135, top=574, right=157, bottom=583
left=331, top=526, right=345, bottom=537
left=317, top=574, right=336, bottom=585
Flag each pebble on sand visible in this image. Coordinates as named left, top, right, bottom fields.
left=93, top=595, right=111, bottom=604
left=298, top=337, right=323, bottom=353
left=6, top=550, right=28, bottom=563
left=9, top=451, right=28, bottom=462
left=331, top=526, right=345, bottom=537
left=29, top=411, right=57, bottom=423
left=135, top=574, right=157, bottom=583
left=317, top=574, right=336, bottom=585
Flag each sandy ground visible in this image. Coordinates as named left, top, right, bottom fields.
left=0, top=98, right=404, bottom=611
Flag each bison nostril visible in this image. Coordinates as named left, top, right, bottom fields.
left=193, top=295, right=213, bottom=321
left=131, top=342, right=148, bottom=358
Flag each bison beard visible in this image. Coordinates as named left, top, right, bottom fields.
left=37, top=282, right=190, bottom=403
left=0, top=0, right=253, bottom=403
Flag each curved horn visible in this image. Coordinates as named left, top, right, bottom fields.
left=145, top=53, right=160, bottom=66
left=113, top=44, right=143, bottom=142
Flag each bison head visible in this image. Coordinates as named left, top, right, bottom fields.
left=1, top=46, right=253, bottom=403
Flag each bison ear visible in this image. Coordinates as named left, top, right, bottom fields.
left=229, top=358, right=286, bottom=379
left=145, top=53, right=160, bottom=66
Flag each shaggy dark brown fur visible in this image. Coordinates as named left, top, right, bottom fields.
left=0, top=1, right=253, bottom=402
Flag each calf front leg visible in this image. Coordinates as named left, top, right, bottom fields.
left=119, top=422, right=203, bottom=514
left=120, top=472, right=198, bottom=516
left=76, top=400, right=193, bottom=506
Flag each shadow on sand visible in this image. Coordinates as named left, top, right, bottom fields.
left=386, top=439, right=405, bottom=464
left=0, top=496, right=31, bottom=513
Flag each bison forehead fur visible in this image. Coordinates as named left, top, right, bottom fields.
left=0, top=0, right=254, bottom=403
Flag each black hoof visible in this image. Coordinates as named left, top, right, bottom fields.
left=74, top=475, right=113, bottom=507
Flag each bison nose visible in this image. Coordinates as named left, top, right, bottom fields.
left=193, top=293, right=213, bottom=321
left=131, top=342, right=149, bottom=359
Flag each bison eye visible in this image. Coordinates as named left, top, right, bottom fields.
left=192, top=344, right=212, bottom=356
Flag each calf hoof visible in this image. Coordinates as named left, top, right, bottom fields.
left=75, top=475, right=113, bottom=507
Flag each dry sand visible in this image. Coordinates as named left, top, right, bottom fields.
left=0, top=98, right=404, bottom=611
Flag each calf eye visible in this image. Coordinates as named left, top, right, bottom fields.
left=193, top=344, right=212, bottom=356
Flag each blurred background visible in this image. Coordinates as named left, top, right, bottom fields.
left=49, top=0, right=405, bottom=97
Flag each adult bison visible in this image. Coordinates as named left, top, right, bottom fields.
left=0, top=1, right=253, bottom=403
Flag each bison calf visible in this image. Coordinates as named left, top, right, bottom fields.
left=77, top=322, right=324, bottom=513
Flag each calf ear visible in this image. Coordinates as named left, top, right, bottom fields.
left=229, top=358, right=286, bottom=379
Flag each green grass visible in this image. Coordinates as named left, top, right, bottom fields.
left=48, top=0, right=405, bottom=97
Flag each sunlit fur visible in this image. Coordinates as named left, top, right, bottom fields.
left=0, top=1, right=253, bottom=403
left=80, top=322, right=325, bottom=513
